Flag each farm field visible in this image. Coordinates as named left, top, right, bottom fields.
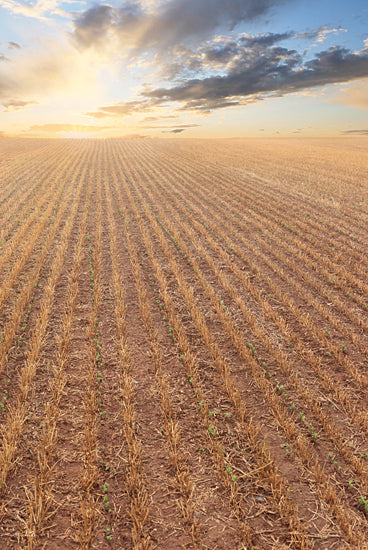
left=0, top=137, right=367, bottom=549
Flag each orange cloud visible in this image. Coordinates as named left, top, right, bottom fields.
left=29, top=123, right=113, bottom=133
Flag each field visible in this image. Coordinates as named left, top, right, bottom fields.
left=0, top=137, right=367, bottom=550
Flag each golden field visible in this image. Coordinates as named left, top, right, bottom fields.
left=0, top=138, right=367, bottom=549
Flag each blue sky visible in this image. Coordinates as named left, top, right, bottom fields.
left=0, top=0, right=367, bottom=137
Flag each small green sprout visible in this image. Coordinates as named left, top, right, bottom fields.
left=358, top=497, right=368, bottom=512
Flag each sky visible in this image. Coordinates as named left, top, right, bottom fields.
left=0, top=0, right=368, bottom=138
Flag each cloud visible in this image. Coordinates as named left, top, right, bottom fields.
left=8, top=41, right=21, bottom=50
left=29, top=123, right=113, bottom=133
left=1, top=98, right=38, bottom=111
left=73, top=5, right=114, bottom=49
left=163, top=128, right=186, bottom=133
left=0, top=0, right=87, bottom=20
left=240, top=31, right=293, bottom=48
left=333, top=79, right=368, bottom=109
left=142, top=115, right=177, bottom=121
left=341, top=129, right=368, bottom=135
left=84, top=100, right=152, bottom=118
left=81, top=33, right=368, bottom=119
left=72, top=0, right=290, bottom=52
left=153, top=32, right=299, bottom=83
left=141, top=123, right=199, bottom=128
left=0, top=0, right=66, bottom=19
left=0, top=38, right=105, bottom=111
left=0, top=55, right=10, bottom=62
left=295, top=25, right=347, bottom=46
left=0, top=48, right=67, bottom=97
left=136, top=0, right=286, bottom=50
left=143, top=41, right=368, bottom=111
left=203, top=32, right=294, bottom=69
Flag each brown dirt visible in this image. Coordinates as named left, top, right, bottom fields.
left=0, top=137, right=367, bottom=549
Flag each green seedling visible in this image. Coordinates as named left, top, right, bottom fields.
left=283, top=443, right=294, bottom=456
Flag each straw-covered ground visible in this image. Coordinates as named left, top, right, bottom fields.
left=0, top=137, right=367, bottom=549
